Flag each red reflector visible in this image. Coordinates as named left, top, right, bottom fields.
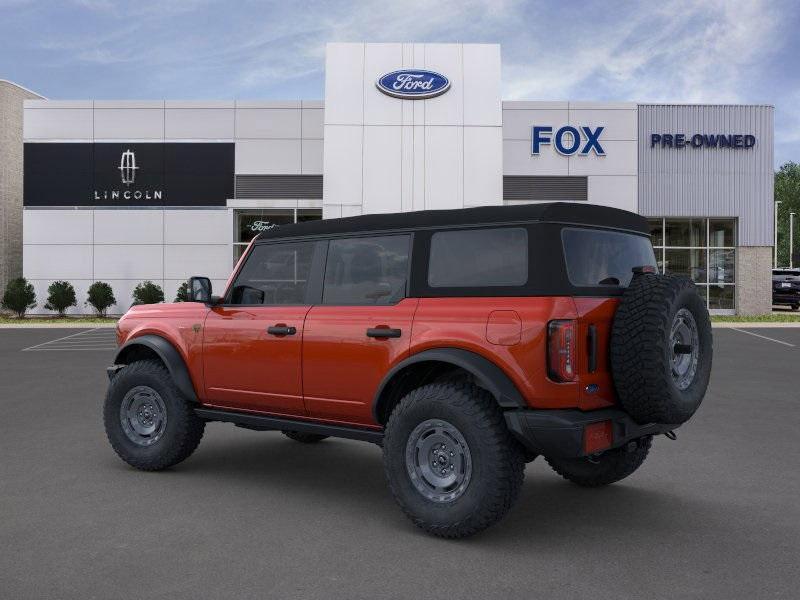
left=583, top=420, right=613, bottom=454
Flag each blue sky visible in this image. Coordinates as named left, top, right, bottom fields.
left=2, top=0, right=799, bottom=166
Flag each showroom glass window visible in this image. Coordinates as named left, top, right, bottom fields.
left=648, top=218, right=737, bottom=311
left=234, top=208, right=322, bottom=263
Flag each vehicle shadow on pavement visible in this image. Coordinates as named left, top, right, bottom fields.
left=107, top=426, right=739, bottom=547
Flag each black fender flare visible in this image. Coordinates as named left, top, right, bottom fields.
left=372, top=348, right=527, bottom=423
left=113, top=334, right=199, bottom=403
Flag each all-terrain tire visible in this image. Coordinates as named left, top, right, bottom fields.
left=281, top=430, right=329, bottom=443
left=545, top=436, right=652, bottom=487
left=611, top=273, right=712, bottom=425
left=383, top=379, right=524, bottom=538
left=104, top=359, right=205, bottom=471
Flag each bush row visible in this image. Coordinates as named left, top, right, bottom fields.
left=0, top=278, right=190, bottom=319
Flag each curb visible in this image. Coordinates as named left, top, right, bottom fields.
left=712, top=322, right=800, bottom=328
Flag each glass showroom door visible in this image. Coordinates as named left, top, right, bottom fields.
left=233, top=208, right=322, bottom=263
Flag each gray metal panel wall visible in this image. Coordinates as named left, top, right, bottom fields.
left=235, top=174, right=323, bottom=199
left=503, top=176, right=587, bottom=201
left=638, top=104, right=774, bottom=246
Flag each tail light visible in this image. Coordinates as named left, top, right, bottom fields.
left=547, top=320, right=576, bottom=382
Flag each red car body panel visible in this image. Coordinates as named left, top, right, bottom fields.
left=301, top=298, right=419, bottom=425
left=117, top=293, right=620, bottom=427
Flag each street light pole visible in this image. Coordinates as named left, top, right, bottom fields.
left=791, top=213, right=796, bottom=269
left=775, top=200, right=782, bottom=268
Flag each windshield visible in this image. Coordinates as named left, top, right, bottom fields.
left=562, top=227, right=657, bottom=287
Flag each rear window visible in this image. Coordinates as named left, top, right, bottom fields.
left=428, top=228, right=528, bottom=288
left=562, top=228, right=657, bottom=287
left=774, top=270, right=800, bottom=278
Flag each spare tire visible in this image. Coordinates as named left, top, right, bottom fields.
left=610, top=273, right=712, bottom=425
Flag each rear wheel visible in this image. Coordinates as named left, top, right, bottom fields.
left=104, top=359, right=205, bottom=471
left=546, top=436, right=652, bottom=487
left=792, top=304, right=799, bottom=311
left=383, top=379, right=524, bottom=538
left=281, top=430, right=329, bottom=443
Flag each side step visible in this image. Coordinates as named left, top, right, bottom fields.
left=195, top=407, right=384, bottom=445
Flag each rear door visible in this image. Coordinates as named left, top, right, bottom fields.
left=302, top=234, right=417, bottom=426
left=202, top=240, right=322, bottom=416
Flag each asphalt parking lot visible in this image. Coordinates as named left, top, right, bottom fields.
left=1, top=327, right=799, bottom=599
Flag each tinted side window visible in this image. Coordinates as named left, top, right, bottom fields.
left=428, top=227, right=528, bottom=287
left=323, top=235, right=410, bottom=305
left=229, top=242, right=315, bottom=305
left=562, top=228, right=657, bottom=287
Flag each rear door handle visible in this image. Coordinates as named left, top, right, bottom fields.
left=267, top=325, right=296, bottom=336
left=366, top=327, right=402, bottom=339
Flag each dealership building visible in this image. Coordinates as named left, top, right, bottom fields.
left=1, top=42, right=774, bottom=315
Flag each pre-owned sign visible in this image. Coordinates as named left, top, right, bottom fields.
left=650, top=133, right=756, bottom=149
left=24, top=142, right=234, bottom=207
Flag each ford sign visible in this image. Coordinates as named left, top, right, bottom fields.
left=376, top=70, right=450, bottom=99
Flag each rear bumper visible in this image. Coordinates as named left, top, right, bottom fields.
left=504, top=408, right=677, bottom=459
left=772, top=292, right=800, bottom=305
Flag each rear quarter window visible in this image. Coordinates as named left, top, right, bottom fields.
left=562, top=228, right=657, bottom=288
left=428, top=227, right=528, bottom=288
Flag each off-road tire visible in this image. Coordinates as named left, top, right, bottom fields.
left=611, top=273, right=712, bottom=425
left=546, top=436, right=652, bottom=487
left=104, top=359, right=205, bottom=471
left=281, top=430, right=329, bottom=443
left=383, top=379, right=524, bottom=538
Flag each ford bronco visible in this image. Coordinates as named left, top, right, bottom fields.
left=104, top=203, right=712, bottom=538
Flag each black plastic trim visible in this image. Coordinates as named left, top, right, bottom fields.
left=372, top=348, right=527, bottom=422
left=195, top=407, right=384, bottom=444
left=113, top=335, right=199, bottom=403
left=504, top=407, right=678, bottom=459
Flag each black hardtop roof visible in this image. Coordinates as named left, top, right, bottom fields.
left=255, top=202, right=649, bottom=242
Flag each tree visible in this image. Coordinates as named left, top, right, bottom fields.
left=1, top=277, right=37, bottom=318
left=86, top=282, right=116, bottom=317
left=174, top=281, right=189, bottom=302
left=775, top=162, right=800, bottom=267
left=132, top=281, right=164, bottom=305
left=44, top=280, right=77, bottom=317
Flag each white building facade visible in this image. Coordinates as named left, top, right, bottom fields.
left=18, top=42, right=774, bottom=315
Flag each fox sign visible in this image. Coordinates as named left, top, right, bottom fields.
left=532, top=125, right=605, bottom=156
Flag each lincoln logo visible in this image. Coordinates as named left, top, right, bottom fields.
left=376, top=70, right=450, bottom=99
left=94, top=147, right=162, bottom=202
left=118, top=149, right=138, bottom=185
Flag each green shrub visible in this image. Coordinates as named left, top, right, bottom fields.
left=86, top=282, right=116, bottom=317
left=174, top=281, right=189, bottom=302
left=132, top=281, right=164, bottom=305
left=1, top=277, right=37, bottom=318
left=44, top=280, right=77, bottom=317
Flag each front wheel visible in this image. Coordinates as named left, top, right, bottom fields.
left=383, top=379, right=524, bottom=538
left=104, top=359, right=205, bottom=471
left=545, top=436, right=652, bottom=487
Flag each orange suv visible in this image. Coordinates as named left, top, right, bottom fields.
left=104, top=203, right=712, bottom=538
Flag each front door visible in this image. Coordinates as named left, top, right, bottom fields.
left=203, top=240, right=318, bottom=416
left=302, top=234, right=416, bottom=426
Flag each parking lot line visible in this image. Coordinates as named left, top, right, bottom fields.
left=21, top=328, right=118, bottom=352
left=729, top=327, right=796, bottom=347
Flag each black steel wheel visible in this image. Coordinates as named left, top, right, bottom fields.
left=383, top=379, right=524, bottom=538
left=104, top=359, right=205, bottom=471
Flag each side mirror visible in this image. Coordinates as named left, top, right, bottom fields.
left=188, top=276, right=212, bottom=303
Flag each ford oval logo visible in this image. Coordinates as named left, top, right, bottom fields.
left=376, top=69, right=450, bottom=99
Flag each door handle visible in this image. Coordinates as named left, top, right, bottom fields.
left=267, top=325, right=297, bottom=336
left=366, top=327, right=402, bottom=339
